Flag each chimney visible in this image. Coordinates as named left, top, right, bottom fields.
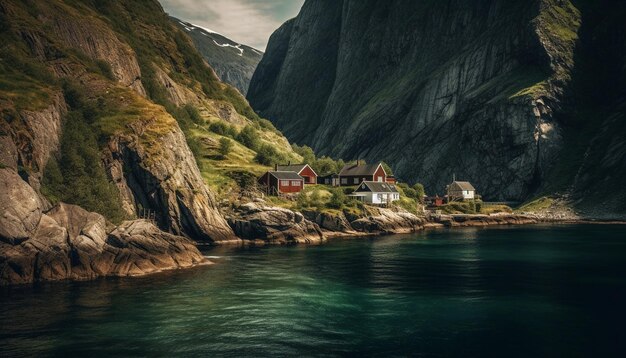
left=357, top=158, right=360, bottom=166
left=274, top=164, right=278, bottom=171
left=288, top=161, right=291, bottom=165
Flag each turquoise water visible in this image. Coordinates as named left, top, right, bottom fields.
left=2, top=225, right=626, bottom=357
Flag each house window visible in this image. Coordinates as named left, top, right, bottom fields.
left=280, top=180, right=289, bottom=186
left=341, top=178, right=348, bottom=184
left=377, top=194, right=383, bottom=201
left=353, top=178, right=359, bottom=184
left=377, top=176, right=383, bottom=182
left=292, top=180, right=301, bottom=186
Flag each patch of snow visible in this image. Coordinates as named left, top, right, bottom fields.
left=190, top=23, right=222, bottom=36
left=212, top=40, right=244, bottom=56
left=177, top=20, right=222, bottom=36
left=250, top=48, right=263, bottom=55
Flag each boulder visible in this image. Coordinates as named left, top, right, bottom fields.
left=105, top=220, right=206, bottom=277
left=0, top=168, right=42, bottom=245
left=302, top=209, right=355, bottom=233
left=228, top=203, right=325, bottom=244
left=350, top=207, right=424, bottom=234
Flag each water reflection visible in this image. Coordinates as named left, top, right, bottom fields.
left=2, top=225, right=626, bottom=357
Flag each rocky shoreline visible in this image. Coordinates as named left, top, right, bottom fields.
left=226, top=202, right=626, bottom=245
left=225, top=201, right=546, bottom=245
left=0, top=168, right=208, bottom=286
left=2, top=197, right=623, bottom=286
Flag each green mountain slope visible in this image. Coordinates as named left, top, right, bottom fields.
left=0, top=0, right=301, bottom=241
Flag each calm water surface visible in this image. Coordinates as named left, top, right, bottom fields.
left=2, top=225, right=626, bottom=357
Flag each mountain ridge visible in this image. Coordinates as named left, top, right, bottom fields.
left=171, top=16, right=263, bottom=95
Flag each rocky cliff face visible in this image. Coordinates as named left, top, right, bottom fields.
left=0, top=0, right=240, bottom=244
left=0, top=170, right=206, bottom=285
left=249, top=0, right=626, bottom=216
left=172, top=17, right=263, bottom=95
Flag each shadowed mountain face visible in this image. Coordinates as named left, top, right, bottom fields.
left=171, top=17, right=263, bottom=95
left=248, top=0, right=626, bottom=217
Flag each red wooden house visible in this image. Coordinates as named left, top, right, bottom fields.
left=276, top=164, right=318, bottom=184
left=338, top=162, right=387, bottom=186
left=258, top=171, right=304, bottom=195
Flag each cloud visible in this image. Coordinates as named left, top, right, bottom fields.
left=159, top=0, right=304, bottom=51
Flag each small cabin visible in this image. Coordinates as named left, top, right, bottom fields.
left=426, top=195, right=445, bottom=207
left=349, top=181, right=399, bottom=205
left=447, top=181, right=476, bottom=201
left=258, top=171, right=304, bottom=195
left=338, top=162, right=386, bottom=186
left=318, top=173, right=340, bottom=186
left=276, top=164, right=318, bottom=184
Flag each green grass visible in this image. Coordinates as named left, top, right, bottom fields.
left=537, top=1, right=581, bottom=43
left=517, top=196, right=555, bottom=212
left=480, top=204, right=513, bottom=214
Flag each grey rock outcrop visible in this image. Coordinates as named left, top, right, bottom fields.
left=104, top=123, right=238, bottom=243
left=302, top=210, right=355, bottom=233
left=46, top=9, right=147, bottom=96
left=350, top=207, right=424, bottom=234
left=0, top=168, right=43, bottom=245
left=228, top=203, right=324, bottom=244
left=0, top=199, right=207, bottom=286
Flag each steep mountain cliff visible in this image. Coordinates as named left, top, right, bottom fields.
left=171, top=16, right=263, bottom=95
left=248, top=0, right=626, bottom=217
left=0, top=0, right=303, bottom=283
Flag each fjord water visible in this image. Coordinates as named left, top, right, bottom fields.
left=2, top=225, right=626, bottom=357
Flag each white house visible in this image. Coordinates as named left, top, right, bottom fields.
left=447, top=181, right=476, bottom=200
left=349, top=181, right=400, bottom=205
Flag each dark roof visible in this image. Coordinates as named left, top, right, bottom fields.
left=268, top=171, right=304, bottom=180
left=339, top=163, right=384, bottom=176
left=450, top=181, right=475, bottom=191
left=276, top=164, right=312, bottom=174
left=355, top=181, right=398, bottom=193
left=319, top=173, right=339, bottom=178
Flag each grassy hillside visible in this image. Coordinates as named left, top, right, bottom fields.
left=0, top=0, right=302, bottom=220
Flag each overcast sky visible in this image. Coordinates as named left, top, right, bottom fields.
left=160, top=0, right=304, bottom=51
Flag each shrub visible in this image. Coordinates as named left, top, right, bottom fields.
left=225, top=170, right=258, bottom=190
left=209, top=121, right=236, bottom=137
left=209, top=121, right=225, bottom=135
left=236, top=125, right=260, bottom=150
left=475, top=201, right=483, bottom=213
left=413, top=183, right=425, bottom=204
left=309, top=190, right=324, bottom=208
left=184, top=104, right=203, bottom=124
left=218, top=137, right=233, bottom=156
left=258, top=118, right=277, bottom=132
left=254, top=144, right=284, bottom=165
left=95, top=60, right=115, bottom=81
left=293, top=144, right=316, bottom=165
left=313, top=156, right=340, bottom=176
left=328, top=187, right=346, bottom=209
left=297, top=190, right=310, bottom=208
